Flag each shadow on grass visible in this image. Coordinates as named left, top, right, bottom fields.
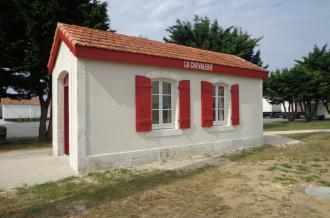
left=0, top=167, right=212, bottom=217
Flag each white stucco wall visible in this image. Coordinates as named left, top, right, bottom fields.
left=52, top=42, right=87, bottom=173
left=1, top=104, right=48, bottom=119
left=52, top=42, right=264, bottom=173
left=84, top=59, right=264, bottom=163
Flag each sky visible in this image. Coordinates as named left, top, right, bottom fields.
left=106, top=0, right=330, bottom=71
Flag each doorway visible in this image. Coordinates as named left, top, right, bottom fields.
left=63, top=75, right=69, bottom=155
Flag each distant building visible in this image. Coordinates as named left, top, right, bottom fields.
left=0, top=98, right=49, bottom=121
left=263, top=98, right=330, bottom=118
left=262, top=98, right=281, bottom=117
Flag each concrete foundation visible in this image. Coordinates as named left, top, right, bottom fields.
left=87, top=136, right=263, bottom=170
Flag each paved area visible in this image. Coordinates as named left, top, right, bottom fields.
left=263, top=129, right=330, bottom=147
left=305, top=185, right=330, bottom=200
left=0, top=148, right=75, bottom=191
left=263, top=118, right=287, bottom=124
left=0, top=120, right=44, bottom=138
left=265, top=129, right=330, bottom=135
left=263, top=134, right=302, bottom=147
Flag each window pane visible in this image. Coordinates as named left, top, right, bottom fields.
left=218, top=86, right=224, bottom=96
left=218, top=97, right=224, bottom=109
left=152, top=110, right=159, bottom=124
left=162, top=82, right=171, bottom=94
left=162, top=95, right=171, bottom=109
left=162, top=110, right=172, bottom=124
left=213, top=85, right=217, bottom=96
left=213, top=97, right=216, bottom=109
left=219, top=109, right=224, bottom=121
left=213, top=109, right=216, bottom=121
left=152, top=81, right=159, bottom=94
left=152, top=95, right=159, bottom=109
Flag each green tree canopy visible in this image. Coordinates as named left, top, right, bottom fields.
left=295, top=45, right=330, bottom=113
left=164, top=16, right=266, bottom=67
left=0, top=0, right=112, bottom=140
left=264, top=44, right=330, bottom=121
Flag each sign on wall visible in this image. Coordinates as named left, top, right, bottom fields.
left=183, top=61, right=213, bottom=71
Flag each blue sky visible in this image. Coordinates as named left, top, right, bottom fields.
left=106, top=0, right=330, bottom=71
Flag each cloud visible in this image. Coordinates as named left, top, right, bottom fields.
left=106, top=0, right=330, bottom=71
left=150, top=1, right=183, bottom=19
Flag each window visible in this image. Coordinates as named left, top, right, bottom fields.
left=213, top=84, right=227, bottom=125
left=152, top=80, right=174, bottom=129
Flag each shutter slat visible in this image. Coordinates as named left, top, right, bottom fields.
left=179, top=80, right=190, bottom=129
left=201, top=81, right=213, bottom=127
left=231, top=84, right=240, bottom=126
left=136, top=75, right=152, bottom=131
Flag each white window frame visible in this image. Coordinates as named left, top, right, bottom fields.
left=152, top=79, right=175, bottom=130
left=213, top=83, right=229, bottom=126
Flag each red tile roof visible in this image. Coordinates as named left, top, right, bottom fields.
left=1, top=98, right=40, bottom=105
left=48, top=23, right=268, bottom=78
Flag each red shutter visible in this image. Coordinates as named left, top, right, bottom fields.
left=135, top=75, right=152, bottom=132
left=178, top=80, right=190, bottom=129
left=201, top=81, right=213, bottom=127
left=231, top=84, right=240, bottom=126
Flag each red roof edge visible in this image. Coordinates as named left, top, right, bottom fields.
left=47, top=23, right=268, bottom=79
left=47, top=24, right=77, bottom=74
left=76, top=45, right=268, bottom=79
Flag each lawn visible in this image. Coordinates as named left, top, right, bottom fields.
left=264, top=119, right=330, bottom=131
left=1, top=133, right=330, bottom=217
left=0, top=138, right=51, bottom=152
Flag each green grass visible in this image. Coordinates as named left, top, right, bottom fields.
left=1, top=132, right=330, bottom=217
left=0, top=138, right=51, bottom=152
left=264, top=119, right=330, bottom=131
left=0, top=168, right=218, bottom=217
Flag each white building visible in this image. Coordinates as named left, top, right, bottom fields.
left=0, top=98, right=42, bottom=121
left=49, top=23, right=268, bottom=173
left=263, top=98, right=329, bottom=118
left=262, top=98, right=281, bottom=117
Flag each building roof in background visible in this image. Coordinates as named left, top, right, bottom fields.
left=0, top=98, right=40, bottom=105
left=48, top=23, right=268, bottom=79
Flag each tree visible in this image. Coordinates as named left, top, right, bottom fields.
left=0, top=0, right=111, bottom=141
left=295, top=45, right=330, bottom=117
left=164, top=16, right=266, bottom=67
left=263, top=68, right=302, bottom=121
left=264, top=45, right=330, bottom=121
left=0, top=0, right=28, bottom=98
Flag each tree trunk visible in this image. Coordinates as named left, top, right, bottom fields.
left=38, top=96, right=51, bottom=141
left=288, top=101, right=295, bottom=121
left=305, top=101, right=312, bottom=121
left=311, top=99, right=319, bottom=119
left=293, top=101, right=298, bottom=120
left=299, top=101, right=306, bottom=117
left=282, top=102, right=287, bottom=119
left=322, top=100, right=330, bottom=114
left=46, top=100, right=52, bottom=140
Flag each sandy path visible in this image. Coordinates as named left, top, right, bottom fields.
left=0, top=148, right=75, bottom=191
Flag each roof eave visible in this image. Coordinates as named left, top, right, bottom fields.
left=47, top=26, right=268, bottom=79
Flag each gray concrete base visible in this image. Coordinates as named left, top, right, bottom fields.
left=87, top=136, right=263, bottom=171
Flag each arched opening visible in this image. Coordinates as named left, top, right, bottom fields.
left=63, top=75, right=69, bottom=155
left=55, top=71, right=70, bottom=157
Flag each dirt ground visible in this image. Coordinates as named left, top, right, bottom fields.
left=0, top=132, right=330, bottom=217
